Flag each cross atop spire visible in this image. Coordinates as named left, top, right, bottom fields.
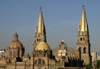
left=82, top=5, right=85, bottom=8
left=40, top=7, right=42, bottom=10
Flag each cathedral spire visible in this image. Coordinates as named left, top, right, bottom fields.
left=35, top=8, right=45, bottom=36
left=78, top=7, right=89, bottom=35
left=77, top=7, right=91, bottom=64
left=33, top=8, right=47, bottom=50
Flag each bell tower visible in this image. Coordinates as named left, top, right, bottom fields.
left=33, top=8, right=46, bottom=50
left=76, top=7, right=91, bottom=65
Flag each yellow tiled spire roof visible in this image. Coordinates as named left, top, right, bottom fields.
left=35, top=8, right=45, bottom=36
left=78, top=7, right=88, bottom=32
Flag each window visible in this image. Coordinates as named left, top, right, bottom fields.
left=43, top=60, right=45, bottom=64
left=14, top=51, right=16, bottom=55
left=39, top=50, right=42, bottom=54
left=38, top=59, right=41, bottom=64
left=37, top=39, right=41, bottom=41
left=80, top=38, right=82, bottom=41
left=59, top=45, right=61, bottom=49
left=84, top=47, right=86, bottom=53
left=62, top=56, right=65, bottom=59
left=64, top=47, right=66, bottom=49
left=79, top=47, right=81, bottom=52
left=83, top=38, right=85, bottom=41
left=18, top=51, right=20, bottom=56
left=10, top=51, right=12, bottom=55
left=39, top=39, right=41, bottom=41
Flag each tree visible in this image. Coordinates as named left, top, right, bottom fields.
left=96, top=60, right=100, bottom=69
left=84, top=63, right=92, bottom=68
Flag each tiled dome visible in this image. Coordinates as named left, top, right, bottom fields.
left=8, top=32, right=24, bottom=49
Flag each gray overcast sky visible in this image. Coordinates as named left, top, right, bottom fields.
left=0, top=0, right=100, bottom=54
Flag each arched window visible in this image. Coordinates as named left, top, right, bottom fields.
left=79, top=47, right=81, bottom=53
left=38, top=59, right=41, bottom=64
left=84, top=47, right=86, bottom=53
left=80, top=38, right=82, bottom=41
left=39, top=50, right=42, bottom=54
left=64, top=47, right=66, bottom=49
left=43, top=60, right=45, bottom=64
left=14, top=51, right=16, bottom=55
left=18, top=51, right=20, bottom=56
left=59, top=45, right=61, bottom=48
left=10, top=51, right=12, bottom=55
left=39, top=39, right=41, bottom=41
left=83, top=38, right=85, bottom=41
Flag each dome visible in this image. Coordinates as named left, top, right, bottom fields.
left=35, top=42, right=50, bottom=51
left=8, top=41, right=24, bottom=49
left=8, top=32, right=24, bottom=49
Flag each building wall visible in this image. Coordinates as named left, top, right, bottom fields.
left=0, top=49, right=5, bottom=53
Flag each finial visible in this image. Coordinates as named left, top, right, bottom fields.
left=14, top=32, right=18, bottom=41
left=40, top=7, right=42, bottom=10
left=61, top=40, right=64, bottom=44
left=15, top=32, right=17, bottom=34
left=82, top=5, right=85, bottom=8
left=62, top=40, right=64, bottom=42
left=14, top=32, right=18, bottom=36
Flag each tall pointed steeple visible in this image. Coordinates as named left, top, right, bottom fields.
left=35, top=8, right=46, bottom=36
left=76, top=6, right=91, bottom=65
left=33, top=8, right=46, bottom=50
left=78, top=7, right=89, bottom=36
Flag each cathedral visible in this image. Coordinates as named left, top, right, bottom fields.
left=0, top=7, right=91, bottom=69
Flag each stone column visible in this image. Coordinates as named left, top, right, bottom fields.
left=12, top=49, right=14, bottom=57
left=16, top=49, right=18, bottom=57
left=31, top=56, right=34, bottom=69
left=24, top=61, right=26, bottom=69
left=86, top=47, right=88, bottom=53
left=81, top=47, right=83, bottom=53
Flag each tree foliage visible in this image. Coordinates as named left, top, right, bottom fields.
left=84, top=63, right=92, bottom=68
left=96, top=60, right=100, bottom=68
